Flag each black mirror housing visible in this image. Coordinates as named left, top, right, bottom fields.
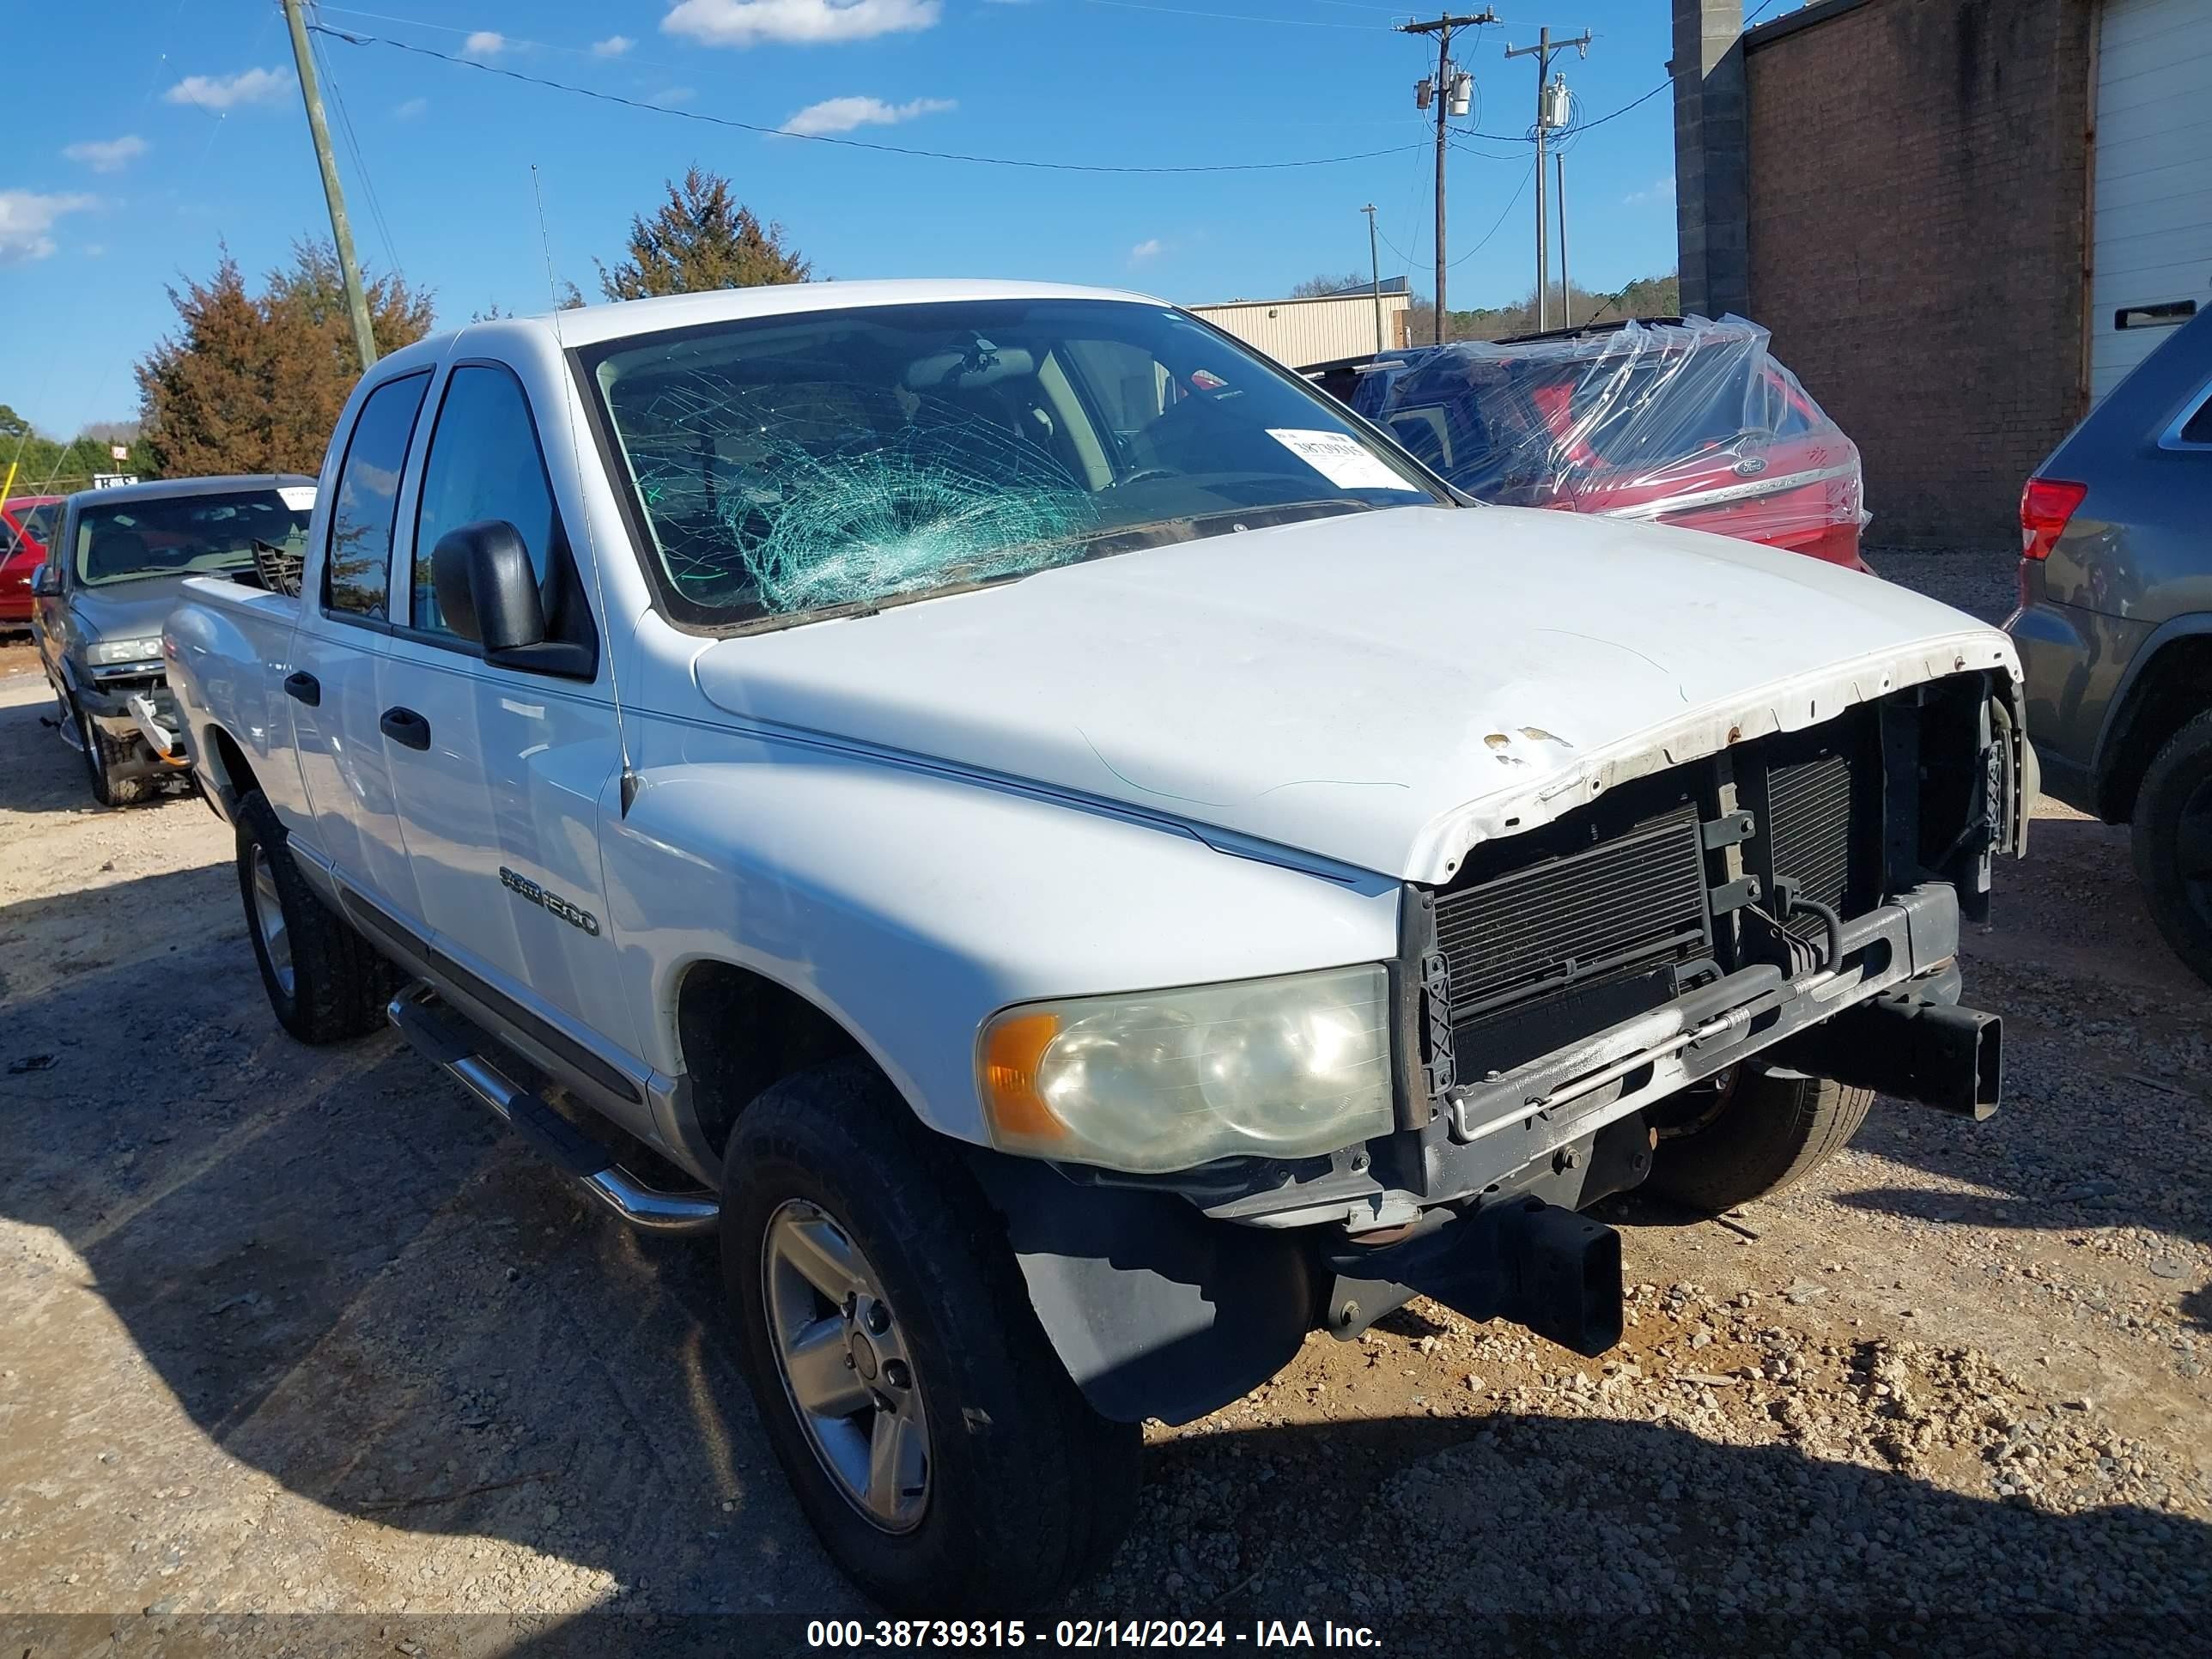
left=431, top=520, right=545, bottom=652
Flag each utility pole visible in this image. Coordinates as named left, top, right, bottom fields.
left=1555, top=149, right=1571, bottom=326
left=1361, top=203, right=1384, bottom=351
left=281, top=0, right=379, bottom=372
left=1401, top=10, right=1498, bottom=345
left=1504, top=25, right=1589, bottom=331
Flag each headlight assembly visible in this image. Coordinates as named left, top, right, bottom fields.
left=976, top=963, right=1395, bottom=1174
left=88, top=636, right=164, bottom=667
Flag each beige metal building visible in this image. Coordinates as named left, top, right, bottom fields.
left=1188, top=279, right=1412, bottom=370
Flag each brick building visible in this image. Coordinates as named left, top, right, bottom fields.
left=1674, top=0, right=2210, bottom=545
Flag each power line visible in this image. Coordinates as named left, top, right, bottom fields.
left=314, top=3, right=682, bottom=64
left=310, top=23, right=1428, bottom=173
left=1464, top=75, right=1665, bottom=143
left=309, top=21, right=404, bottom=279
left=1447, top=155, right=1533, bottom=265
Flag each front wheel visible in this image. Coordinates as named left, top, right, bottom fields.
left=724, top=1060, right=1140, bottom=1612
left=75, top=697, right=148, bottom=807
left=1644, top=1065, right=1874, bottom=1211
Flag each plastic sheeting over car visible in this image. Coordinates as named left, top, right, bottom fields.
left=1350, top=315, right=1870, bottom=569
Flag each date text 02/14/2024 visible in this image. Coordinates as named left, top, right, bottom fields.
left=805, top=1620, right=1384, bottom=1649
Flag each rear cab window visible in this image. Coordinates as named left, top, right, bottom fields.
left=325, top=372, right=432, bottom=621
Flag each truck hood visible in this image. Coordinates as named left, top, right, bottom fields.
left=71, top=574, right=198, bottom=648
left=694, top=505, right=2018, bottom=884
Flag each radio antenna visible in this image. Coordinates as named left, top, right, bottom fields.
left=532, top=163, right=638, bottom=815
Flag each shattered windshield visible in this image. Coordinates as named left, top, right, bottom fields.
left=582, top=298, right=1442, bottom=626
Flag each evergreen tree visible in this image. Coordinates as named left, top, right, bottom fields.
left=597, top=167, right=811, bottom=301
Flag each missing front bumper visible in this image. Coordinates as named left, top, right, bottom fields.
left=1434, top=883, right=1968, bottom=1164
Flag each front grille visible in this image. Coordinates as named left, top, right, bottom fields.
left=1434, top=802, right=1711, bottom=1026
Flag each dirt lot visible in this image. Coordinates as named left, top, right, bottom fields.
left=2, top=552, right=2208, bottom=1656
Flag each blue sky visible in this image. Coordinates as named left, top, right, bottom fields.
left=2, top=0, right=1690, bottom=438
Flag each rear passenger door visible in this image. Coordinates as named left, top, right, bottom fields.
left=380, top=361, right=637, bottom=1059
left=289, top=370, right=431, bottom=923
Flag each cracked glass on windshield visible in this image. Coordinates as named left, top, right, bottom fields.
left=582, top=298, right=1442, bottom=627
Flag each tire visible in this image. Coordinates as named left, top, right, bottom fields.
left=234, top=790, right=395, bottom=1044
left=1644, top=1065, right=1875, bottom=1211
left=75, top=697, right=148, bottom=807
left=2131, top=708, right=2212, bottom=988
left=723, top=1059, right=1141, bottom=1612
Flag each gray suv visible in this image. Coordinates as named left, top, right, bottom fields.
left=2008, top=307, right=2212, bottom=981
left=33, top=475, right=314, bottom=805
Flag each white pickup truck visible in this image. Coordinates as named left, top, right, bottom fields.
left=165, top=280, right=2027, bottom=1611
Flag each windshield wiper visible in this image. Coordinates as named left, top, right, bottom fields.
left=1066, top=498, right=1385, bottom=560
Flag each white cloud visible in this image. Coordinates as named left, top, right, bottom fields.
left=780, top=94, right=955, bottom=137
left=463, top=30, right=505, bottom=56
left=63, top=135, right=148, bottom=173
left=0, top=190, right=95, bottom=266
left=592, top=33, right=635, bottom=56
left=1622, top=172, right=1674, bottom=207
left=393, top=96, right=428, bottom=119
left=1128, top=238, right=1163, bottom=262
left=163, top=67, right=290, bottom=110
left=665, top=0, right=941, bottom=47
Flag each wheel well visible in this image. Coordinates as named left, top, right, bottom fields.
left=2100, top=636, right=2212, bottom=822
left=204, top=726, right=260, bottom=805
left=676, top=961, right=869, bottom=1157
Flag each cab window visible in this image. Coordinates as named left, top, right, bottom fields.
left=411, top=365, right=559, bottom=637
left=325, top=372, right=431, bottom=620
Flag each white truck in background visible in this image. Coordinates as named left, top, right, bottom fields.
left=165, top=280, right=2025, bottom=1611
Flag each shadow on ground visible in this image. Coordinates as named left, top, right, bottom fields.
left=1826, top=813, right=2212, bottom=1305
left=0, top=890, right=851, bottom=1626
left=5, top=903, right=2209, bottom=1653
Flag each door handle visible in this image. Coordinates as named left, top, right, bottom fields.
left=283, top=671, right=320, bottom=707
left=380, top=706, right=431, bottom=750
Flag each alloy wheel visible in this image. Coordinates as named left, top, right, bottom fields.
left=248, top=844, right=295, bottom=997
left=761, top=1198, right=930, bottom=1533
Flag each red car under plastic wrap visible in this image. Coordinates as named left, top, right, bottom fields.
left=1349, top=315, right=1870, bottom=571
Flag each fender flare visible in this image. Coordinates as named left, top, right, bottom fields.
left=2090, top=611, right=2212, bottom=805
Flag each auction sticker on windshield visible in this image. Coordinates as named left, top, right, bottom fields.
left=1266, top=428, right=1425, bottom=493
left=277, top=487, right=316, bottom=511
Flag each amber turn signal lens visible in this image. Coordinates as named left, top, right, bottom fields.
left=979, top=1011, right=1065, bottom=1141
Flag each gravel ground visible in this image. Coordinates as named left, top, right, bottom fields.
left=3, top=548, right=2209, bottom=1656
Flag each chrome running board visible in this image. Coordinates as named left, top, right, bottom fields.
left=387, top=983, right=720, bottom=1237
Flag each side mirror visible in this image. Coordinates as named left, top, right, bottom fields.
left=432, top=520, right=545, bottom=652
left=30, top=564, right=58, bottom=597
